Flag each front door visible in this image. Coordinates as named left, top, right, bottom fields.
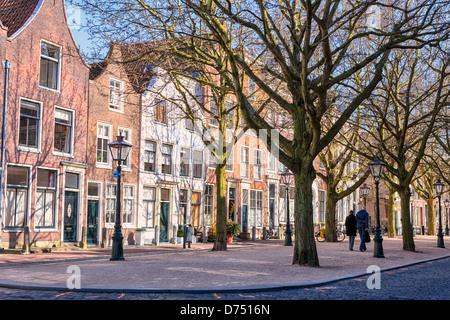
left=87, top=199, right=99, bottom=245
left=160, top=202, right=169, bottom=242
left=269, top=199, right=275, bottom=229
left=64, top=191, right=78, bottom=242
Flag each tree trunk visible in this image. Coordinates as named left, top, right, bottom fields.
left=399, top=190, right=415, bottom=252
left=292, top=168, right=320, bottom=267
left=426, top=197, right=436, bottom=236
left=387, top=187, right=396, bottom=238
left=212, top=162, right=227, bottom=251
left=325, top=186, right=337, bottom=242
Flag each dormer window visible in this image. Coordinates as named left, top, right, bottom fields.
left=39, top=41, right=60, bottom=90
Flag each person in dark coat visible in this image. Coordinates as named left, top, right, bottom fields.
left=345, top=210, right=357, bottom=251
left=355, top=207, right=369, bottom=252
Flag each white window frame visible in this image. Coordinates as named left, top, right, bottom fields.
left=17, top=98, right=43, bottom=152
left=254, top=149, right=262, bottom=181
left=105, top=183, right=117, bottom=225
left=53, top=106, right=74, bottom=157
left=240, top=146, right=250, bottom=179
left=143, top=186, right=156, bottom=228
left=118, top=126, right=132, bottom=170
left=123, top=184, right=136, bottom=225
left=96, top=122, right=113, bottom=169
left=39, top=40, right=61, bottom=92
left=35, top=167, right=58, bottom=230
left=109, top=78, right=124, bottom=112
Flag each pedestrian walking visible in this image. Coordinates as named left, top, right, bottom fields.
left=345, top=210, right=357, bottom=251
left=356, top=207, right=369, bottom=252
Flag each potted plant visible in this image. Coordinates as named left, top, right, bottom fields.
left=226, top=220, right=241, bottom=243
left=135, top=228, right=146, bottom=246
left=176, top=228, right=184, bottom=244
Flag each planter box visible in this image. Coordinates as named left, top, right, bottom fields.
left=135, top=232, right=146, bottom=246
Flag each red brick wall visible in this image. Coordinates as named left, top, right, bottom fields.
left=1, top=0, right=89, bottom=247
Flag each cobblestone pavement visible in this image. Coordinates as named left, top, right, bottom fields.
left=0, top=256, right=448, bottom=300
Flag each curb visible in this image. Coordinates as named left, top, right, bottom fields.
left=0, top=254, right=448, bottom=294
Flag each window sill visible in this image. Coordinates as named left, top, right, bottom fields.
left=34, top=228, right=59, bottom=232
left=53, top=151, right=74, bottom=158
left=39, top=85, right=60, bottom=94
left=96, top=163, right=112, bottom=170
left=109, top=107, right=124, bottom=114
left=18, top=146, right=41, bottom=154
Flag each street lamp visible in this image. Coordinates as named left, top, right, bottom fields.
left=280, top=171, right=293, bottom=246
left=444, top=199, right=450, bottom=236
left=368, top=155, right=385, bottom=258
left=360, top=183, right=370, bottom=207
left=108, top=133, right=132, bottom=261
left=433, top=179, right=445, bottom=248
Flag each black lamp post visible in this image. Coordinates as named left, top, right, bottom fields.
left=444, top=199, right=450, bottom=236
left=433, top=179, right=445, bottom=248
left=368, top=155, right=385, bottom=258
left=360, top=183, right=370, bottom=207
left=280, top=171, right=293, bottom=246
left=108, top=133, right=132, bottom=261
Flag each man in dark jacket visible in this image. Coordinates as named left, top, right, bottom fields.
left=345, top=210, right=357, bottom=251
left=356, top=207, right=369, bottom=252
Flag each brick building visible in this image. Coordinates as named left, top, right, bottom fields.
left=0, top=0, right=89, bottom=249
left=87, top=43, right=142, bottom=247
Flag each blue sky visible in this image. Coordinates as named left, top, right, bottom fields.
left=66, top=3, right=95, bottom=58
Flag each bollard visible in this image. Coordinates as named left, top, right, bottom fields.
left=252, top=226, right=256, bottom=241
left=263, top=227, right=267, bottom=240
left=22, top=226, right=30, bottom=254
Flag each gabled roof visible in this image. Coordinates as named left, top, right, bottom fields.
left=0, top=0, right=42, bottom=38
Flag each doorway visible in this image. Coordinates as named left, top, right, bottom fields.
left=160, top=188, right=170, bottom=242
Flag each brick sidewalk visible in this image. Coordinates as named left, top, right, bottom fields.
left=0, top=236, right=448, bottom=292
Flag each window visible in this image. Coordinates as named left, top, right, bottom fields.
left=191, top=192, right=201, bottom=227
left=118, top=127, right=132, bottom=169
left=240, top=146, right=250, bottom=178
left=268, top=152, right=276, bottom=171
left=319, top=190, right=326, bottom=223
left=97, top=123, right=112, bottom=165
left=254, top=149, right=262, bottom=180
left=208, top=151, right=217, bottom=168
left=179, top=189, right=188, bottom=226
left=205, top=185, right=214, bottom=226
left=106, top=184, right=116, bottom=223
left=65, top=172, right=79, bottom=189
left=248, top=78, right=256, bottom=102
left=144, top=140, right=156, bottom=172
left=209, top=100, right=218, bottom=126
left=249, top=190, right=263, bottom=228
left=154, top=99, right=167, bottom=123
left=123, top=185, right=135, bottom=224
left=54, top=108, right=73, bottom=153
left=5, top=166, right=29, bottom=228
left=143, top=187, right=156, bottom=228
left=19, top=100, right=40, bottom=148
left=109, top=79, right=123, bottom=111
left=88, top=183, right=99, bottom=197
left=161, top=144, right=172, bottom=174
left=186, top=117, right=194, bottom=131
left=35, top=169, right=57, bottom=228
left=40, top=41, right=60, bottom=90
left=226, top=146, right=233, bottom=171
left=180, top=148, right=190, bottom=177
left=193, top=150, right=203, bottom=178
left=279, top=185, right=286, bottom=223
left=226, top=101, right=234, bottom=129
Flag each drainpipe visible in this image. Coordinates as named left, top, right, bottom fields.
left=0, top=61, right=11, bottom=249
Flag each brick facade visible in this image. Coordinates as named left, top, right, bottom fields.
left=0, top=0, right=89, bottom=248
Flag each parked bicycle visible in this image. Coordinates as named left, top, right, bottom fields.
left=315, top=227, right=345, bottom=242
